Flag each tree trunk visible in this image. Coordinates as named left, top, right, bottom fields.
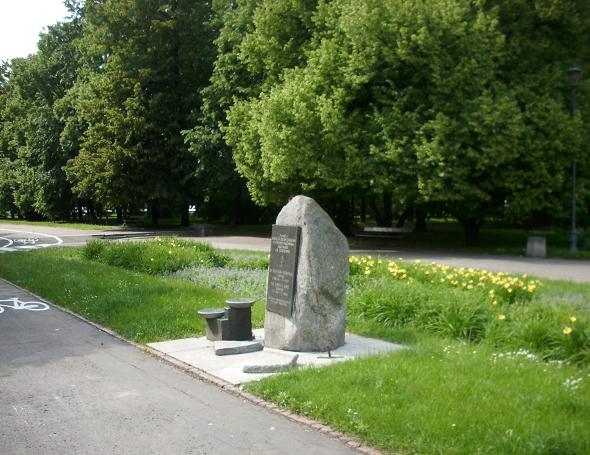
left=413, top=208, right=428, bottom=233
left=360, top=194, right=367, bottom=223
left=231, top=188, right=241, bottom=226
left=180, top=203, right=190, bottom=226
left=151, top=201, right=160, bottom=227
left=116, top=207, right=123, bottom=224
left=382, top=191, right=393, bottom=227
left=88, top=202, right=97, bottom=222
left=396, top=207, right=411, bottom=228
left=459, top=217, right=482, bottom=245
left=367, top=192, right=393, bottom=226
left=334, top=197, right=352, bottom=236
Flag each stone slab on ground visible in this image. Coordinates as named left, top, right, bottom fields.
left=148, top=328, right=405, bottom=385
left=243, top=353, right=299, bottom=374
left=214, top=339, right=264, bottom=356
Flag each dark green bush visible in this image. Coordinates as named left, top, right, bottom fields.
left=83, top=238, right=229, bottom=274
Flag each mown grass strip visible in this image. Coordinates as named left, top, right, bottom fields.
left=0, top=248, right=232, bottom=343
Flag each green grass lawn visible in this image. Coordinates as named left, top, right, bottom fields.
left=246, top=337, right=590, bottom=454
left=0, top=248, right=237, bottom=342
left=0, top=219, right=115, bottom=230
left=0, top=245, right=589, bottom=454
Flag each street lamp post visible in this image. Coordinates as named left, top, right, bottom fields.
left=568, top=65, right=582, bottom=252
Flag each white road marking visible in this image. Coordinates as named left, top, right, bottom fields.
left=0, top=229, right=63, bottom=251
left=0, top=297, right=50, bottom=315
left=0, top=236, right=14, bottom=248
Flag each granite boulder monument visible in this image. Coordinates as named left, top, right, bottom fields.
left=264, top=195, right=348, bottom=352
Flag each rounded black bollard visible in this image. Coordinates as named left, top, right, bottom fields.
left=224, top=298, right=256, bottom=341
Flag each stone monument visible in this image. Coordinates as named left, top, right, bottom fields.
left=264, top=195, right=348, bottom=351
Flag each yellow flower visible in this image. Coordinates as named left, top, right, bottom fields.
left=492, top=300, right=497, bottom=305
left=168, top=250, right=172, bottom=254
left=150, top=258, right=154, bottom=262
left=563, top=326, right=572, bottom=335
left=498, top=314, right=506, bottom=321
left=570, top=316, right=577, bottom=323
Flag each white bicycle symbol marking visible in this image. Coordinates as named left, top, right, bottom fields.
left=0, top=298, right=50, bottom=315
left=14, top=238, right=40, bottom=245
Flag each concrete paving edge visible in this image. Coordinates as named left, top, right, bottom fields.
left=2, top=277, right=388, bottom=455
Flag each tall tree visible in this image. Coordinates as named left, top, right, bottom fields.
left=0, top=60, right=17, bottom=217
left=0, top=14, right=83, bottom=220
left=184, top=0, right=318, bottom=223
left=65, top=0, right=214, bottom=225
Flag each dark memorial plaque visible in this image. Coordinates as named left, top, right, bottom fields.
left=266, top=224, right=301, bottom=317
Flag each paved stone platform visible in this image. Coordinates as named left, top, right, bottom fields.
left=148, top=328, right=405, bottom=385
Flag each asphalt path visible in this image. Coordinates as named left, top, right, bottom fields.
left=0, top=279, right=356, bottom=455
left=0, top=224, right=102, bottom=251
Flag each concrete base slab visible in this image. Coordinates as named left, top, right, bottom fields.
left=148, top=329, right=405, bottom=385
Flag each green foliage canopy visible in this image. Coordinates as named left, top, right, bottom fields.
left=223, top=0, right=589, bottom=238
left=0, top=17, right=83, bottom=219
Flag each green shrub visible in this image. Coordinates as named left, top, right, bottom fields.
left=348, top=278, right=425, bottom=327
left=83, top=238, right=229, bottom=274
left=226, top=256, right=269, bottom=270
left=418, top=294, right=491, bottom=342
left=83, top=238, right=107, bottom=259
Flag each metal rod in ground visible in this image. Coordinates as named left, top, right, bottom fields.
left=317, top=349, right=344, bottom=359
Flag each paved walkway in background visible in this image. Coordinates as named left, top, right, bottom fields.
left=199, top=236, right=590, bottom=283
left=1, top=222, right=589, bottom=282
left=0, top=279, right=357, bottom=455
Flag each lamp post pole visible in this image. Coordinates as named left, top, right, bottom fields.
left=568, top=65, right=582, bottom=252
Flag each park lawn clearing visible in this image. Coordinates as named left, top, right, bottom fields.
left=0, top=245, right=589, bottom=454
